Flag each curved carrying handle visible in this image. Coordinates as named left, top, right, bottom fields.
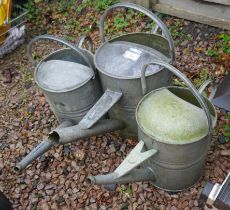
left=99, top=2, right=175, bottom=60
left=141, top=61, right=212, bottom=136
left=27, top=35, right=93, bottom=70
left=198, top=79, right=217, bottom=101
left=77, top=35, right=94, bottom=53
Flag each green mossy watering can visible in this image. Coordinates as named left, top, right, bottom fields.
left=88, top=61, right=217, bottom=191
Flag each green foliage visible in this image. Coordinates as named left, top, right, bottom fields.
left=58, top=0, right=76, bottom=13
left=193, top=68, right=211, bottom=88
left=119, top=185, right=132, bottom=197
left=75, top=0, right=94, bottom=13
left=66, top=19, right=78, bottom=30
left=223, top=114, right=230, bottom=142
left=65, top=34, right=75, bottom=42
left=173, top=78, right=186, bottom=88
left=169, top=20, right=192, bottom=46
left=206, top=49, right=220, bottom=58
left=95, top=0, right=119, bottom=11
left=217, top=33, right=230, bottom=54
left=206, top=33, right=230, bottom=59
left=22, top=67, right=33, bottom=91
left=34, top=0, right=43, bottom=3
left=146, top=22, right=156, bottom=31
left=219, top=33, right=230, bottom=45
left=146, top=13, right=165, bottom=31
left=25, top=0, right=41, bottom=25
left=114, top=15, right=128, bottom=29
left=173, top=68, right=210, bottom=90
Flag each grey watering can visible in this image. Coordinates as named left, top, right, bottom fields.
left=48, top=2, right=175, bottom=144
left=15, top=35, right=122, bottom=171
left=94, top=2, right=175, bottom=139
left=87, top=61, right=217, bottom=192
left=27, top=35, right=102, bottom=123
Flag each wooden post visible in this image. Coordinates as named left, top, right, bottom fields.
left=153, top=0, right=230, bottom=30
left=121, top=0, right=151, bottom=9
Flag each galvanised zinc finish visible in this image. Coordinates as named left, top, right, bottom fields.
left=92, top=2, right=175, bottom=139
left=30, top=36, right=103, bottom=124
left=137, top=87, right=216, bottom=191
left=95, top=33, right=173, bottom=139
left=36, top=48, right=102, bottom=123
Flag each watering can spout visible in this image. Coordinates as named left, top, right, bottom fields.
left=49, top=119, right=125, bottom=145
left=15, top=121, right=73, bottom=171
left=87, top=141, right=157, bottom=186
left=87, top=168, right=155, bottom=186
left=15, top=139, right=53, bottom=171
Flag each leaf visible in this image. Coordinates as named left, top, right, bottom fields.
left=224, top=132, right=230, bottom=137
left=195, top=47, right=203, bottom=52
left=224, top=124, right=230, bottom=131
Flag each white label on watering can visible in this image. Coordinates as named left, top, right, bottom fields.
left=123, top=48, right=142, bottom=61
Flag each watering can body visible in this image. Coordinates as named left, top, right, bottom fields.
left=88, top=62, right=217, bottom=192
left=15, top=35, right=103, bottom=171
left=92, top=3, right=175, bottom=139
left=28, top=35, right=102, bottom=124
left=46, top=3, right=175, bottom=145
left=138, top=86, right=217, bottom=191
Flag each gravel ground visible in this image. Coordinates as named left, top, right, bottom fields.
left=0, top=16, right=229, bottom=210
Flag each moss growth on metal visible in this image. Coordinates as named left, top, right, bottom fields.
left=137, top=89, right=209, bottom=144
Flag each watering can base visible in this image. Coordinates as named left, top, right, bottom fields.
left=149, top=158, right=205, bottom=192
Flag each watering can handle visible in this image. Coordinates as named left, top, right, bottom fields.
left=141, top=61, right=212, bottom=137
left=198, top=79, right=217, bottom=101
left=76, top=35, right=94, bottom=53
left=99, top=2, right=175, bottom=61
left=27, top=35, right=93, bottom=69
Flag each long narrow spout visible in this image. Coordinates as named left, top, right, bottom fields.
left=49, top=119, right=125, bottom=145
left=87, top=168, right=155, bottom=185
left=15, top=121, right=73, bottom=171
left=15, top=139, right=52, bottom=171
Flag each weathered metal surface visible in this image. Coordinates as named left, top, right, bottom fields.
left=138, top=88, right=211, bottom=143
left=15, top=121, right=73, bottom=171
left=213, top=172, right=230, bottom=210
left=27, top=35, right=102, bottom=124
left=87, top=168, right=155, bottom=185
left=78, top=90, right=123, bottom=129
left=94, top=3, right=174, bottom=139
left=89, top=62, right=216, bottom=192
left=97, top=67, right=172, bottom=139
left=99, top=3, right=175, bottom=59
left=212, top=73, right=230, bottom=111
left=96, top=41, right=170, bottom=78
left=139, top=128, right=209, bottom=191
left=200, top=172, right=230, bottom=210
left=77, top=35, right=94, bottom=53
left=49, top=119, right=125, bottom=144
left=137, top=62, right=216, bottom=191
left=15, top=35, right=103, bottom=171
left=112, top=140, right=157, bottom=178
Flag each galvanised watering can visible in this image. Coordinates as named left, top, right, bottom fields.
left=15, top=35, right=113, bottom=171
left=16, top=34, right=127, bottom=171
left=88, top=61, right=217, bottom=191
left=94, top=2, right=175, bottom=139
left=48, top=2, right=175, bottom=144
left=27, top=35, right=102, bottom=124
left=16, top=3, right=175, bottom=170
